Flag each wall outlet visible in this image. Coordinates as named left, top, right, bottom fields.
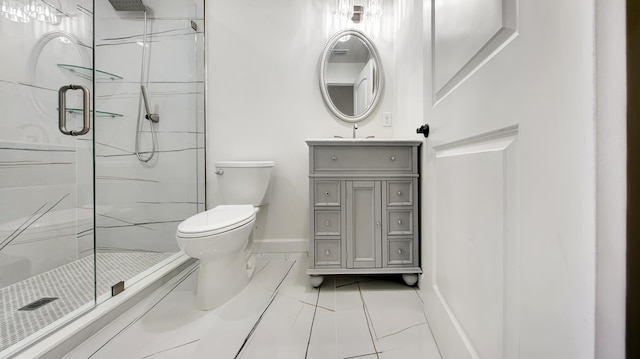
left=382, top=112, right=392, bottom=127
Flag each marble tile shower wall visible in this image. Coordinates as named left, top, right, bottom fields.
left=0, top=0, right=95, bottom=288
left=0, top=0, right=204, bottom=288
left=93, top=0, right=205, bottom=253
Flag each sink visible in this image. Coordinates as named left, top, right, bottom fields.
left=308, top=138, right=378, bottom=143
left=331, top=136, right=376, bottom=140
left=305, top=138, right=422, bottom=145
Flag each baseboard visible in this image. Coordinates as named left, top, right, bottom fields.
left=252, top=238, right=308, bottom=254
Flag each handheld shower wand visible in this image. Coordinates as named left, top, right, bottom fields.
left=141, top=85, right=159, bottom=122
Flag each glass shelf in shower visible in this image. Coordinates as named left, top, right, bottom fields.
left=64, top=108, right=123, bottom=118
left=57, top=64, right=123, bottom=81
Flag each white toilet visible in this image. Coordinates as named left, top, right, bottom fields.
left=176, top=161, right=274, bottom=310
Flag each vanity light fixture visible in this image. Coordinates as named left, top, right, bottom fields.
left=1, top=0, right=59, bottom=23
left=25, top=0, right=58, bottom=24
left=1, top=0, right=31, bottom=22
left=364, top=0, right=383, bottom=21
left=350, top=4, right=364, bottom=23
left=335, top=0, right=383, bottom=24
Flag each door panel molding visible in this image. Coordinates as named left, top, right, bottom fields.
left=426, top=127, right=519, bottom=359
left=432, top=0, right=518, bottom=103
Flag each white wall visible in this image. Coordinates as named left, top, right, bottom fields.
left=392, top=0, right=424, bottom=136
left=206, top=0, right=414, bottom=250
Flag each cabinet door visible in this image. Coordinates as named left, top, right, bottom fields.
left=346, top=181, right=382, bottom=268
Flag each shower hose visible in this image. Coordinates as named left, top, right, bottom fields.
left=134, top=10, right=157, bottom=163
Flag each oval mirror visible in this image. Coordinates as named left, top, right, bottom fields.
left=319, top=29, right=384, bottom=123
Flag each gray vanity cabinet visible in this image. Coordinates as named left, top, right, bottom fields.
left=306, top=139, right=422, bottom=287
left=346, top=180, right=382, bottom=269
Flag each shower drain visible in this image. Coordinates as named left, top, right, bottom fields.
left=17, top=297, right=58, bottom=311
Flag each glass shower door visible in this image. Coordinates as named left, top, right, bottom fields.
left=0, top=0, right=95, bottom=354
left=93, top=0, right=205, bottom=302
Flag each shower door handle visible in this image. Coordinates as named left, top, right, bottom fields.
left=58, top=84, right=90, bottom=136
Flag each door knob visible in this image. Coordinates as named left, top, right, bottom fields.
left=416, top=124, right=430, bottom=138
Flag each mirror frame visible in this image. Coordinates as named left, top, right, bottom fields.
left=319, top=29, right=385, bottom=123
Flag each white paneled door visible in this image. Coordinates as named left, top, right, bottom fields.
left=420, top=1, right=596, bottom=358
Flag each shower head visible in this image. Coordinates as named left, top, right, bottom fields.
left=108, top=0, right=146, bottom=11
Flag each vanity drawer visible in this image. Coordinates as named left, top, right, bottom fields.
left=314, top=210, right=341, bottom=236
left=387, top=239, right=413, bottom=265
left=387, top=181, right=413, bottom=206
left=314, top=180, right=341, bottom=206
left=313, top=146, right=413, bottom=173
left=315, top=239, right=341, bottom=266
left=387, top=209, right=413, bottom=235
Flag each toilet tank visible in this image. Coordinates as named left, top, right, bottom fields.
left=215, top=161, right=275, bottom=206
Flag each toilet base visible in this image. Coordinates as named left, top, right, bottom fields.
left=196, top=253, right=254, bottom=311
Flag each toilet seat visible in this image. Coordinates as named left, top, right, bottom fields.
left=176, top=205, right=255, bottom=239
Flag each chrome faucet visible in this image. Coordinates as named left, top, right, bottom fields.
left=352, top=123, right=358, bottom=138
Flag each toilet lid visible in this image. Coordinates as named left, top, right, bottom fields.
left=176, top=205, right=255, bottom=238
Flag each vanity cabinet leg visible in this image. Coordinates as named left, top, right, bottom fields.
left=402, top=273, right=418, bottom=286
left=309, top=275, right=324, bottom=288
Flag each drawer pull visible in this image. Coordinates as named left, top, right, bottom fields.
left=376, top=221, right=380, bottom=228
left=397, top=191, right=402, bottom=196
left=398, top=219, right=403, bottom=225
left=398, top=249, right=403, bottom=255
left=325, top=220, right=331, bottom=226
left=325, top=249, right=331, bottom=256
left=325, top=191, right=330, bottom=196
left=390, top=156, right=396, bottom=161
left=331, top=156, right=337, bottom=161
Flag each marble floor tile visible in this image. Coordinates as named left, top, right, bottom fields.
left=65, top=254, right=442, bottom=359
left=0, top=252, right=173, bottom=353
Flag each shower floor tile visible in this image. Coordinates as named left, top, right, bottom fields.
left=65, top=254, right=442, bottom=359
left=0, top=252, right=173, bottom=353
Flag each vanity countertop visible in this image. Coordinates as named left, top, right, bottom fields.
left=305, top=138, right=422, bottom=145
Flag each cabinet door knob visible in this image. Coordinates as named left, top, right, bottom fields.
left=325, top=249, right=331, bottom=256
left=397, top=191, right=402, bottom=196
left=390, top=156, right=396, bottom=161
left=398, top=219, right=403, bottom=225
left=398, top=249, right=403, bottom=255
left=325, top=191, right=330, bottom=196
left=376, top=221, right=381, bottom=227
left=331, top=156, right=337, bottom=161
left=325, top=220, right=331, bottom=226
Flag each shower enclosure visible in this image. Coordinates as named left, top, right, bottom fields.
left=0, top=0, right=205, bottom=355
